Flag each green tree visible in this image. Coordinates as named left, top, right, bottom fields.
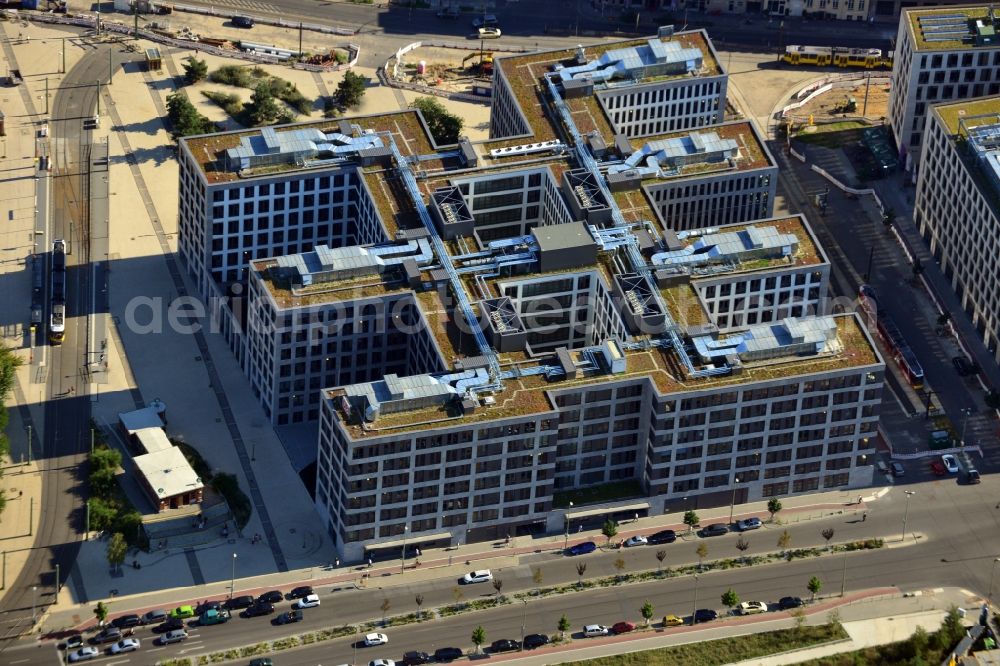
left=767, top=497, right=783, bottom=523
left=0, top=490, right=6, bottom=519
left=411, top=97, right=464, bottom=144
left=165, top=92, right=214, bottom=136
left=93, top=601, right=109, bottom=626
left=106, top=532, right=127, bottom=572
left=88, top=497, right=118, bottom=533
left=640, top=600, right=654, bottom=626
left=471, top=625, right=486, bottom=653
left=247, top=82, right=281, bottom=126
left=807, top=575, right=822, bottom=601
left=89, top=466, right=117, bottom=497
left=940, top=605, right=965, bottom=648
left=696, top=543, right=708, bottom=570
left=90, top=446, right=122, bottom=473
left=909, top=624, right=930, bottom=661
left=683, top=510, right=699, bottom=533
left=112, top=510, right=144, bottom=547
left=183, top=56, right=208, bottom=84
left=601, top=519, right=618, bottom=547
left=334, top=70, right=368, bottom=108
left=557, top=613, right=570, bottom=639
left=655, top=549, right=667, bottom=573
left=777, top=529, right=792, bottom=554
left=721, top=587, right=740, bottom=611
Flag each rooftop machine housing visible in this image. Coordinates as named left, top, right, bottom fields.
left=691, top=316, right=839, bottom=366
left=554, top=38, right=704, bottom=97
left=530, top=221, right=599, bottom=272
left=223, top=125, right=388, bottom=172
left=562, top=169, right=612, bottom=225
left=607, top=131, right=740, bottom=180
left=430, top=186, right=476, bottom=240
left=965, top=117, right=1000, bottom=194
left=272, top=240, right=433, bottom=287
left=614, top=273, right=666, bottom=334
left=481, top=297, right=527, bottom=352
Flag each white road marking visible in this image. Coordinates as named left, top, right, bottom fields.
left=10, top=659, right=29, bottom=664
left=106, top=660, right=131, bottom=666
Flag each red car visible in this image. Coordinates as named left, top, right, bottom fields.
left=930, top=460, right=946, bottom=476
left=611, top=621, right=636, bottom=634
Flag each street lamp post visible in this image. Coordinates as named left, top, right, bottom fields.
left=401, top=524, right=409, bottom=574
left=901, top=490, right=916, bottom=542
left=31, top=585, right=37, bottom=624
left=960, top=407, right=973, bottom=446
left=691, top=574, right=700, bottom=625
left=230, top=553, right=237, bottom=598
left=990, top=558, right=1000, bottom=606
left=564, top=501, right=574, bottom=550
left=519, top=598, right=528, bottom=650
left=728, top=477, right=741, bottom=525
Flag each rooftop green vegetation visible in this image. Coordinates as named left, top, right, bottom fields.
left=935, top=96, right=1000, bottom=135
left=907, top=5, right=993, bottom=51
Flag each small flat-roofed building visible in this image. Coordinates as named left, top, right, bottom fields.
left=133, top=447, right=204, bottom=512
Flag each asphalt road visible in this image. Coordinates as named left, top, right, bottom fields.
left=10, top=473, right=999, bottom=665
left=0, top=43, right=130, bottom=646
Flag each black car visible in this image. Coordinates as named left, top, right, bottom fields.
left=952, top=356, right=977, bottom=376
left=153, top=618, right=185, bottom=634
left=195, top=600, right=222, bottom=615
left=89, top=627, right=122, bottom=644
left=692, top=609, right=718, bottom=624
left=257, top=590, right=283, bottom=604
left=523, top=634, right=550, bottom=650
left=401, top=651, right=431, bottom=665
left=287, top=586, right=313, bottom=599
left=777, top=596, right=803, bottom=610
left=489, top=639, right=520, bottom=653
left=700, top=523, right=728, bottom=537
left=272, top=610, right=303, bottom=625
left=232, top=15, right=255, bottom=28
left=111, top=614, right=141, bottom=629
left=647, top=529, right=677, bottom=545
left=242, top=602, right=275, bottom=618
left=226, top=595, right=255, bottom=610
left=434, top=647, right=464, bottom=662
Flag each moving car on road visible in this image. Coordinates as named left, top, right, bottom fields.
left=942, top=454, right=960, bottom=473
left=273, top=610, right=303, bottom=625
left=257, top=590, right=284, bottom=604
left=199, top=608, right=231, bottom=625
left=68, top=647, right=100, bottom=662
left=461, top=569, right=494, bottom=584
left=477, top=27, right=502, bottom=39
left=226, top=595, right=255, bottom=610
left=62, top=634, right=84, bottom=650
left=364, top=632, right=389, bottom=647
left=623, top=535, right=648, bottom=547
left=583, top=624, right=609, bottom=637
left=111, top=614, right=141, bottom=629
left=158, top=629, right=188, bottom=645
left=890, top=461, right=905, bottom=477
left=369, top=660, right=396, bottom=666
left=287, top=586, right=313, bottom=599
left=140, top=609, right=167, bottom=625
left=154, top=618, right=185, bottom=633
left=735, top=517, right=762, bottom=531
left=109, top=638, right=141, bottom=654
left=232, top=15, right=254, bottom=28
left=738, top=601, right=768, bottom=615
left=952, top=356, right=977, bottom=376
left=293, top=594, right=321, bottom=609
left=242, top=602, right=274, bottom=618
left=567, top=541, right=597, bottom=556
left=89, top=628, right=121, bottom=645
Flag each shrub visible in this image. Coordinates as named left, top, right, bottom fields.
left=212, top=472, right=252, bottom=528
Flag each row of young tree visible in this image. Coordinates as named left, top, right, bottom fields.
left=0, top=344, right=21, bottom=519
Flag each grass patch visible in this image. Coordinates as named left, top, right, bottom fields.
left=560, top=624, right=847, bottom=666
left=794, top=121, right=867, bottom=148
left=212, top=473, right=251, bottom=529
left=201, top=91, right=243, bottom=118
left=209, top=65, right=313, bottom=115
left=553, top=479, right=644, bottom=509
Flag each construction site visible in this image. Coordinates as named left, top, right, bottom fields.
left=390, top=44, right=519, bottom=95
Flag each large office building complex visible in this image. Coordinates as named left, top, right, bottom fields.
left=888, top=4, right=1000, bottom=172
left=913, top=96, right=1000, bottom=363
left=177, top=30, right=884, bottom=560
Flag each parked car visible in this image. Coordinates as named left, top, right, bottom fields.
left=471, top=14, right=497, bottom=27
left=738, top=601, right=768, bottom=615
left=523, top=633, right=550, bottom=649
left=111, top=614, right=141, bottom=629
left=967, top=468, right=982, bottom=484
left=611, top=621, right=636, bottom=634
left=194, top=600, right=222, bottom=615
left=647, top=529, right=677, bottom=544
left=293, top=594, right=321, bottom=609
left=109, top=638, right=141, bottom=654
left=700, top=523, right=728, bottom=537
left=158, top=629, right=188, bottom=645
left=623, top=535, right=648, bottom=547
left=930, top=460, right=946, bottom=476
left=692, top=609, right=718, bottom=624
left=942, top=454, right=960, bottom=473
left=249, top=660, right=273, bottom=666
left=273, top=610, right=303, bottom=625
left=583, top=624, right=609, bottom=637
left=567, top=541, right=597, bottom=556
left=433, top=647, right=464, bottom=662
left=735, top=517, right=762, bottom=531
left=952, top=356, right=977, bottom=376
left=62, top=634, right=84, bottom=650
left=89, top=628, right=122, bottom=645
left=257, top=590, right=284, bottom=604
left=461, top=569, right=493, bottom=584
left=436, top=7, right=460, bottom=18
left=662, top=614, right=685, bottom=627
left=242, top=602, right=275, bottom=618
left=199, top=608, right=231, bottom=625
left=777, top=596, right=803, bottom=610
left=477, top=27, right=502, bottom=39
left=68, top=647, right=100, bottom=662
left=489, top=639, right=520, bottom=652
left=140, top=609, right=167, bottom=625
left=232, top=15, right=254, bottom=28
left=364, top=632, right=389, bottom=647
left=226, top=595, right=255, bottom=610
left=287, top=586, right=314, bottom=599
left=153, top=618, right=185, bottom=633
left=401, top=650, right=431, bottom=665
left=369, top=660, right=396, bottom=666
left=890, top=461, right=905, bottom=477
left=169, top=605, right=195, bottom=619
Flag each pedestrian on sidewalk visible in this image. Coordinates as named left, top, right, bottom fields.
left=862, top=512, right=867, bottom=522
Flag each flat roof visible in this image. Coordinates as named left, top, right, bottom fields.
left=334, top=314, right=882, bottom=439
left=135, top=427, right=173, bottom=455
left=133, top=447, right=203, bottom=500
left=119, top=406, right=164, bottom=435
left=628, top=120, right=773, bottom=181
left=532, top=221, right=595, bottom=252
left=934, top=95, right=1000, bottom=135
left=905, top=5, right=1000, bottom=51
